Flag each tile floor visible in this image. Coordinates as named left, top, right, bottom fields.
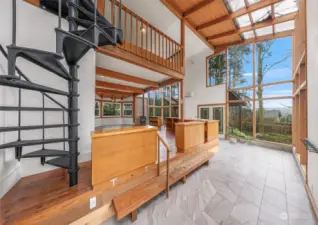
left=104, top=140, right=317, bottom=225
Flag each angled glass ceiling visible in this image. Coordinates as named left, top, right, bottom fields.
left=224, top=0, right=298, bottom=40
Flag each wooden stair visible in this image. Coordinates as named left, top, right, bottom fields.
left=112, top=149, right=214, bottom=222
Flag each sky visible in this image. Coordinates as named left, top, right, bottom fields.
left=232, top=36, right=293, bottom=111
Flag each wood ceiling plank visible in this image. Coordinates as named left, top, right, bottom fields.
left=96, top=67, right=159, bottom=87
left=183, top=0, right=216, bottom=18
left=196, top=0, right=281, bottom=31
left=95, top=80, right=144, bottom=94
left=96, top=88, right=134, bottom=96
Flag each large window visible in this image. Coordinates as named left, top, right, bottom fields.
left=148, top=83, right=180, bottom=120
left=207, top=52, right=226, bottom=86
left=102, top=102, right=121, bottom=117
left=227, top=37, right=293, bottom=144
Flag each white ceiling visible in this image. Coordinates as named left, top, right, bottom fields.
left=96, top=53, right=170, bottom=83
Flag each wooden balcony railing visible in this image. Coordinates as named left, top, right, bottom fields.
left=104, top=0, right=184, bottom=73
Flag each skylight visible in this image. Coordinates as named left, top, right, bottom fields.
left=275, top=20, right=295, bottom=32
left=242, top=30, right=255, bottom=39
left=274, top=0, right=298, bottom=17
left=225, top=0, right=246, bottom=12
left=235, top=14, right=251, bottom=27
left=255, top=26, right=273, bottom=36
left=251, top=6, right=271, bottom=23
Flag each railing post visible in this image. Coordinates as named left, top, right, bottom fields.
left=157, top=135, right=160, bottom=176
left=166, top=148, right=169, bottom=198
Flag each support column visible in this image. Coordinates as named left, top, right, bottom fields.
left=133, top=94, right=136, bottom=124
left=180, top=80, right=184, bottom=121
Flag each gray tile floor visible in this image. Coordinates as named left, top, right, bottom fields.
left=104, top=140, right=317, bottom=225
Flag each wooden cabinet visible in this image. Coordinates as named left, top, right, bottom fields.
left=165, top=117, right=179, bottom=130
left=91, top=126, right=158, bottom=187
left=204, top=120, right=219, bottom=143
left=175, top=121, right=205, bottom=153
left=149, top=116, right=162, bottom=129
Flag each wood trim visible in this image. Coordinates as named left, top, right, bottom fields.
left=196, top=0, right=281, bottom=31
left=97, top=46, right=184, bottom=80
left=95, top=80, right=144, bottom=94
left=96, top=88, right=134, bottom=97
left=228, top=80, right=293, bottom=91
left=207, top=12, right=297, bottom=41
left=215, top=30, right=293, bottom=51
left=145, top=78, right=180, bottom=93
left=97, top=0, right=105, bottom=15
left=183, top=0, right=215, bottom=18
left=96, top=67, right=159, bottom=87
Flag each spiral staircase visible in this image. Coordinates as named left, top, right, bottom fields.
left=0, top=0, right=122, bottom=186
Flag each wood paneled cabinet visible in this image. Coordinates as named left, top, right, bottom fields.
left=166, top=117, right=179, bottom=130
left=149, top=116, right=162, bottom=129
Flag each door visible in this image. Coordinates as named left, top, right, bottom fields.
left=199, top=105, right=225, bottom=136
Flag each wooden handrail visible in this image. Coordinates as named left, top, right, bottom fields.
left=157, top=132, right=171, bottom=198
left=107, top=0, right=183, bottom=73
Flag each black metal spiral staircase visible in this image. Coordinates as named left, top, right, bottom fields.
left=0, top=0, right=122, bottom=186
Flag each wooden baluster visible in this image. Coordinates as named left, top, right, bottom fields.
left=118, top=1, right=121, bottom=29
left=169, top=39, right=171, bottom=69
left=157, top=136, right=160, bottom=176
left=141, top=22, right=144, bottom=58
left=155, top=31, right=157, bottom=63
left=136, top=17, right=138, bottom=55
left=111, top=0, right=114, bottom=25
left=158, top=33, right=161, bottom=64
left=150, top=27, right=153, bottom=62
left=124, top=10, right=127, bottom=50
left=166, top=38, right=168, bottom=67
left=162, top=34, right=164, bottom=65
left=172, top=42, right=174, bottom=70
left=174, top=43, right=177, bottom=71
left=130, top=14, right=132, bottom=52
left=146, top=24, right=148, bottom=60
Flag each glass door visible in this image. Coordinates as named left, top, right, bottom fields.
left=199, top=105, right=225, bottom=136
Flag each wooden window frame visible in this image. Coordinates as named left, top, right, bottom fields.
left=122, top=103, right=133, bottom=117
left=206, top=51, right=227, bottom=88
left=102, top=102, right=122, bottom=118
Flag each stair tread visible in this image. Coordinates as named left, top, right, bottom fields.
left=113, top=175, right=166, bottom=220
left=0, top=138, right=71, bottom=150
left=0, top=76, right=69, bottom=96
left=46, top=156, right=69, bottom=169
left=0, top=106, right=77, bottom=112
left=7, top=45, right=70, bottom=80
left=22, top=149, right=69, bottom=158
left=0, top=124, right=76, bottom=132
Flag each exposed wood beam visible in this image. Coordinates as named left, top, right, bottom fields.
left=160, top=0, right=214, bottom=51
left=214, top=30, right=293, bottom=51
left=96, top=92, right=131, bottom=99
left=145, top=78, right=180, bottom=92
left=97, top=46, right=184, bottom=79
left=96, top=67, right=159, bottom=87
left=207, top=12, right=296, bottom=40
left=196, top=0, right=281, bottom=31
left=183, top=0, right=215, bottom=18
left=96, top=88, right=134, bottom=96
left=95, top=80, right=144, bottom=94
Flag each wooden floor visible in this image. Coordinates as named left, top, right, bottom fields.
left=0, top=129, right=218, bottom=225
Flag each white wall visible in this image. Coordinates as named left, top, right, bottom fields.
left=0, top=0, right=95, bottom=198
left=306, top=0, right=318, bottom=203
left=184, top=49, right=226, bottom=119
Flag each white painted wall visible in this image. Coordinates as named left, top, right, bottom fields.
left=184, top=48, right=226, bottom=119
left=0, top=0, right=95, bottom=198
left=306, top=0, right=318, bottom=203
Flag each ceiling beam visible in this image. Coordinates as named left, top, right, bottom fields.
left=160, top=0, right=214, bottom=51
left=95, top=80, right=144, bottom=94
left=214, top=30, right=293, bottom=51
left=96, top=67, right=159, bottom=87
left=183, top=0, right=215, bottom=18
left=196, top=0, right=281, bottom=31
left=145, top=78, right=180, bottom=92
left=96, top=88, right=134, bottom=96
left=207, top=12, right=297, bottom=40
left=96, top=92, right=131, bottom=99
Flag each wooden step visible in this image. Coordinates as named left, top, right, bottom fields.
left=113, top=175, right=167, bottom=221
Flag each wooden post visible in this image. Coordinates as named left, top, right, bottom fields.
left=166, top=149, right=170, bottom=198
left=252, top=43, right=256, bottom=139
left=131, top=210, right=137, bottom=222
left=97, top=0, right=105, bottom=15
left=225, top=48, right=229, bottom=138
left=133, top=94, right=136, bottom=124
left=157, top=135, right=160, bottom=176
left=181, top=80, right=184, bottom=121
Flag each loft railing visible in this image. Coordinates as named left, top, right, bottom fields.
left=157, top=132, right=171, bottom=198
left=104, top=0, right=184, bottom=73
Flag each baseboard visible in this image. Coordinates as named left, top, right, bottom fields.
left=0, top=159, right=21, bottom=199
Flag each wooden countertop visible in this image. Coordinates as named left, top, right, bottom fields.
left=92, top=125, right=158, bottom=138
left=175, top=121, right=205, bottom=126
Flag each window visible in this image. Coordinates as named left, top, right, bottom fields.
left=171, top=106, right=179, bottom=118
left=155, top=89, right=162, bottom=106
left=102, top=102, right=121, bottom=117
left=228, top=44, right=253, bottom=89
left=155, top=107, right=161, bottom=116
left=123, top=103, right=133, bottom=116
left=207, top=52, right=226, bottom=86
left=95, top=101, right=100, bottom=117
left=227, top=37, right=293, bottom=144
left=149, top=107, right=154, bottom=117
left=148, top=91, right=154, bottom=105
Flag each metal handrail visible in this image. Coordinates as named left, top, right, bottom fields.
left=302, top=138, right=318, bottom=153
left=157, top=132, right=171, bottom=198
